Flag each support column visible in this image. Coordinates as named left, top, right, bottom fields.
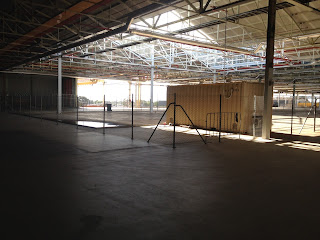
left=213, top=71, right=217, bottom=83
left=262, top=0, right=276, bottom=139
left=135, top=82, right=138, bottom=103
left=128, top=81, right=132, bottom=107
left=311, top=93, right=314, bottom=106
left=150, top=45, right=154, bottom=113
left=305, top=93, right=307, bottom=107
left=58, top=55, right=62, bottom=114
left=285, top=93, right=287, bottom=106
left=137, top=82, right=141, bottom=108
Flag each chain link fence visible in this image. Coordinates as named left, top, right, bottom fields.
left=1, top=94, right=172, bottom=144
left=272, top=93, right=320, bottom=136
left=2, top=91, right=319, bottom=146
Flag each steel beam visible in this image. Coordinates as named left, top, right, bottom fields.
left=262, top=0, right=276, bottom=139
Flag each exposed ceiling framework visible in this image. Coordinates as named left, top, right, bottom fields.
left=1, top=0, right=320, bottom=91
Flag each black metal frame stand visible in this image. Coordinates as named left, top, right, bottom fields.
left=147, top=93, right=206, bottom=148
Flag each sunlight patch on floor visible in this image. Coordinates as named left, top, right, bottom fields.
left=142, top=125, right=320, bottom=152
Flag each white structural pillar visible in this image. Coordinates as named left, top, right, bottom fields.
left=150, top=45, right=154, bottom=113
left=262, top=0, right=276, bottom=139
left=58, top=55, right=62, bottom=114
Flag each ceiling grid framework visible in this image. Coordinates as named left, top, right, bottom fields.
left=0, top=0, right=320, bottom=91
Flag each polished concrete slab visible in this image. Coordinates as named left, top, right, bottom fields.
left=1, top=113, right=320, bottom=240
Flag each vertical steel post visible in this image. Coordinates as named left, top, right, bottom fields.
left=219, top=94, right=222, bottom=142
left=315, top=97, right=317, bottom=132
left=35, top=95, right=36, bottom=111
left=20, top=95, right=21, bottom=112
left=173, top=93, right=176, bottom=148
left=4, top=96, right=7, bottom=112
left=253, top=95, right=256, bottom=137
left=103, top=95, right=106, bottom=135
left=40, top=96, right=42, bottom=121
left=56, top=98, right=59, bottom=125
left=262, top=0, right=276, bottom=139
left=29, top=95, right=31, bottom=119
left=291, top=80, right=296, bottom=135
left=239, top=114, right=242, bottom=139
left=131, top=94, right=134, bottom=140
left=58, top=55, right=62, bottom=114
left=150, top=45, right=154, bottom=113
left=76, top=96, right=79, bottom=129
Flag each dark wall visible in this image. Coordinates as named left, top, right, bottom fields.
left=0, top=73, right=76, bottom=96
left=62, top=77, right=76, bottom=95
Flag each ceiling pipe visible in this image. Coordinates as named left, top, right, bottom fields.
left=130, top=29, right=292, bottom=63
left=283, top=46, right=320, bottom=53
left=130, top=29, right=251, bottom=55
left=78, top=1, right=294, bottom=60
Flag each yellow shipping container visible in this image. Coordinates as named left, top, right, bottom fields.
left=166, top=82, right=265, bottom=134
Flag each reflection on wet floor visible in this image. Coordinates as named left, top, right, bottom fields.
left=76, top=121, right=121, bottom=128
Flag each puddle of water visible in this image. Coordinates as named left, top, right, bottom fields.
left=76, top=121, right=120, bottom=128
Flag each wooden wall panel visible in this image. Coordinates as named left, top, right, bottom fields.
left=166, top=82, right=264, bottom=134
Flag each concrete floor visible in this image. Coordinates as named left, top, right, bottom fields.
left=1, top=112, right=320, bottom=240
